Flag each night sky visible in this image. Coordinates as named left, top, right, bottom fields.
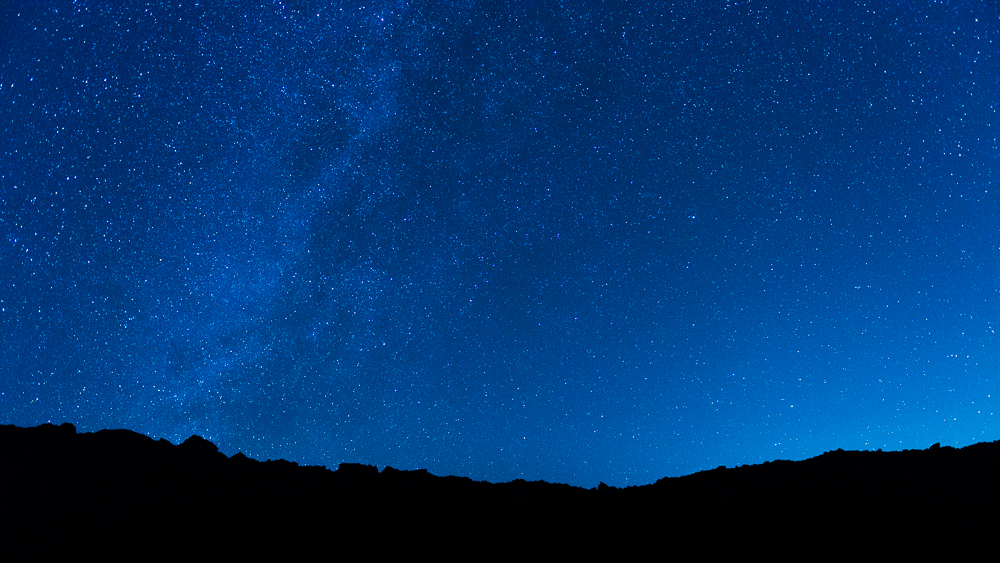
left=2, top=0, right=997, bottom=487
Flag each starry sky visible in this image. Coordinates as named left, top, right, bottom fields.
left=2, top=0, right=997, bottom=487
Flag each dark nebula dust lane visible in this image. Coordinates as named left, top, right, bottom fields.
left=2, top=1, right=998, bottom=487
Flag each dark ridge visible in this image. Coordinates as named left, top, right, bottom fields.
left=2, top=423, right=998, bottom=556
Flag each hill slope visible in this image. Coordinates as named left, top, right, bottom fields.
left=2, top=423, right=997, bottom=556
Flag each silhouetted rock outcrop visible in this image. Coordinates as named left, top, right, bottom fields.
left=178, top=433, right=223, bottom=457
left=338, top=462, right=378, bottom=479
left=2, top=423, right=998, bottom=557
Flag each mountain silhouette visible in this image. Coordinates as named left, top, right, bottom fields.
left=2, top=423, right=997, bottom=557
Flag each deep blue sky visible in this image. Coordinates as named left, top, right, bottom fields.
left=2, top=0, right=997, bottom=487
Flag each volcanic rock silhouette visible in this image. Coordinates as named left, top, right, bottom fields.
left=2, top=423, right=998, bottom=557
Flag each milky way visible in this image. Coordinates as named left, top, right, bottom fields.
left=2, top=1, right=998, bottom=486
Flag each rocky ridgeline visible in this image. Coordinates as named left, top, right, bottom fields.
left=2, top=423, right=998, bottom=557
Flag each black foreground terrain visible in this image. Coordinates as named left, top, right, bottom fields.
left=2, top=423, right=998, bottom=557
